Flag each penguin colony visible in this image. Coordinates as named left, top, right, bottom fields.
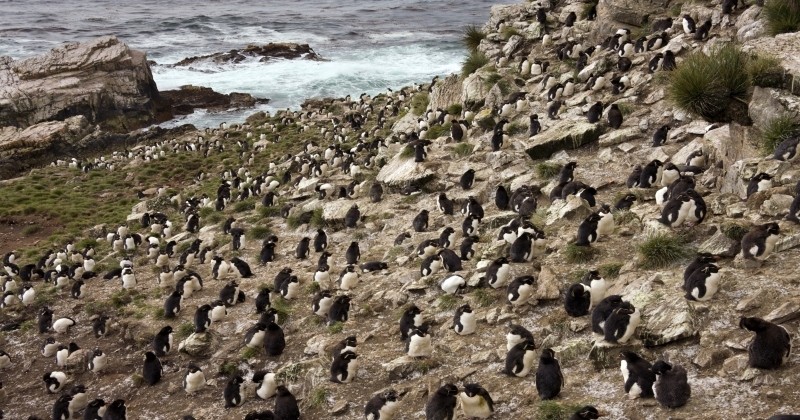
left=1, top=1, right=799, bottom=419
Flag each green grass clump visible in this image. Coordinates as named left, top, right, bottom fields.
left=241, top=347, right=260, bottom=360
left=447, top=103, right=463, bottom=116
left=400, top=145, right=416, bottom=159
left=260, top=206, right=281, bottom=218
left=721, top=222, right=749, bottom=241
left=276, top=363, right=302, bottom=383
left=764, top=0, right=800, bottom=35
left=462, top=52, right=489, bottom=77
left=328, top=322, right=344, bottom=334
left=310, top=208, right=326, bottom=228
left=21, top=225, right=41, bottom=235
left=614, top=210, right=640, bottom=225
left=565, top=243, right=598, bottom=264
left=218, top=361, right=239, bottom=376
left=271, top=297, right=292, bottom=324
left=501, top=26, right=522, bottom=39
left=462, top=25, right=486, bottom=53
left=411, top=92, right=430, bottom=116
left=536, top=401, right=582, bottom=420
left=760, top=114, right=800, bottom=155
left=476, top=115, right=496, bottom=131
left=233, top=199, right=256, bottom=213
left=176, top=322, right=195, bottom=339
left=507, top=121, right=527, bottom=135
left=453, top=143, right=474, bottom=157
left=425, top=123, right=450, bottom=139
left=484, top=72, right=503, bottom=88
left=248, top=225, right=272, bottom=240
left=747, top=54, right=784, bottom=88
left=637, top=233, right=691, bottom=269
left=472, top=288, right=496, bottom=308
left=307, top=387, right=328, bottom=409
left=668, top=44, right=751, bottom=122
left=536, top=162, right=562, bottom=179
left=598, top=262, right=623, bottom=279
left=437, top=294, right=459, bottom=310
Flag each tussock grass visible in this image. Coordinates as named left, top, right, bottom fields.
left=448, top=104, right=463, bottom=116
left=747, top=54, right=784, bottom=88
left=271, top=297, right=292, bottom=324
left=637, top=233, right=691, bottom=269
left=598, top=262, right=623, bottom=279
left=219, top=361, right=239, bottom=376
left=564, top=243, right=598, bottom=264
left=233, top=199, right=256, bottom=213
left=462, top=25, right=486, bottom=53
left=453, top=143, right=474, bottom=157
left=400, top=145, right=416, bottom=159
left=536, top=401, right=582, bottom=420
left=668, top=44, right=750, bottom=122
left=462, top=52, right=489, bottom=77
left=507, top=122, right=527, bottom=135
left=260, top=206, right=281, bottom=218
left=472, top=288, right=496, bottom=307
left=721, top=222, right=749, bottom=241
left=501, top=26, right=522, bottom=39
left=176, top=322, right=195, bottom=339
left=536, top=162, right=562, bottom=179
left=241, top=346, right=260, bottom=359
left=328, top=322, right=344, bottom=334
left=760, top=114, right=800, bottom=155
left=307, top=387, right=328, bottom=409
left=437, top=294, right=459, bottom=310
left=764, top=0, right=800, bottom=35
left=411, top=92, right=430, bottom=116
left=247, top=225, right=272, bottom=240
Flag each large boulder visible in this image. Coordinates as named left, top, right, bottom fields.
left=744, top=31, right=800, bottom=80
left=160, top=85, right=268, bottom=115
left=0, top=36, right=160, bottom=131
left=524, top=120, right=604, bottom=160
left=173, top=43, right=322, bottom=66
left=428, top=74, right=462, bottom=113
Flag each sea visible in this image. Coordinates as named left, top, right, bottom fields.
left=0, top=0, right=509, bottom=127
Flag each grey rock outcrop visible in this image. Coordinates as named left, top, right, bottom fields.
left=173, top=43, right=322, bottom=66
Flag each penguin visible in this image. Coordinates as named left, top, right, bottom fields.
left=345, top=204, right=361, bottom=228
left=774, top=136, right=800, bottom=161
left=595, top=204, right=614, bottom=237
left=453, top=304, right=476, bottom=335
left=153, top=326, right=173, bottom=357
left=460, top=169, right=476, bottom=190
left=84, top=398, right=106, bottom=420
left=43, top=371, right=68, bottom=393
left=39, top=306, right=55, bottom=333
left=400, top=305, right=424, bottom=340
left=274, top=385, right=300, bottom=420
left=620, top=351, right=656, bottom=399
left=661, top=163, right=681, bottom=187
left=607, top=104, right=623, bottom=129
left=484, top=257, right=511, bottom=288
left=313, top=229, right=328, bottom=252
left=507, top=275, right=535, bottom=306
left=142, top=351, right=163, bottom=386
left=491, top=119, right=508, bottom=151
left=260, top=241, right=276, bottom=264
left=684, top=264, right=721, bottom=301
left=413, top=209, right=430, bottom=232
left=787, top=181, right=800, bottom=223
left=639, top=159, right=663, bottom=187
left=330, top=336, right=357, bottom=361
left=406, top=325, right=433, bottom=358
left=507, top=324, right=535, bottom=351
left=584, top=270, right=609, bottom=307
left=683, top=253, right=718, bottom=287
left=346, top=241, right=361, bottom=264
left=365, top=389, right=400, bottom=420
left=42, top=337, right=59, bottom=357
left=529, top=114, right=541, bottom=136
left=425, top=383, right=458, bottom=420
left=70, top=279, right=86, bottom=299
left=694, top=19, right=711, bottom=40
left=52, top=317, right=76, bottom=334
left=52, top=394, right=72, bottom=420
left=231, top=257, right=253, bottom=278
left=327, top=295, right=351, bottom=325
left=558, top=161, right=578, bottom=184
left=494, top=186, right=511, bottom=211
left=312, top=290, right=334, bottom=317
left=626, top=165, right=642, bottom=188
left=682, top=14, right=696, bottom=34
left=659, top=193, right=692, bottom=227
left=103, top=399, right=127, bottom=420
left=536, top=348, right=563, bottom=400
left=369, top=183, right=384, bottom=203
left=648, top=53, right=663, bottom=72
left=56, top=342, right=77, bottom=367
left=740, top=317, right=792, bottom=369
left=565, top=283, right=592, bottom=317
left=662, top=50, right=677, bottom=71
left=741, top=222, right=780, bottom=260
left=451, top=120, right=465, bottom=141
left=603, top=301, right=641, bottom=344
left=278, top=275, right=300, bottom=299
left=459, top=383, right=494, bottom=419
left=120, top=267, right=136, bottom=289
left=652, top=125, right=670, bottom=146
left=591, top=295, right=624, bottom=335
left=461, top=214, right=480, bottom=236
left=183, top=364, right=206, bottom=393
left=439, top=227, right=456, bottom=248
left=571, top=406, right=603, bottom=420
left=618, top=56, right=632, bottom=71
left=295, top=237, right=310, bottom=259
left=264, top=321, right=286, bottom=356
left=253, top=371, right=277, bottom=399
left=439, top=249, right=462, bottom=272
left=93, top=315, right=108, bottom=338
left=437, top=193, right=454, bottom=215
left=459, top=235, right=479, bottom=260
left=360, top=261, right=389, bottom=272
left=330, top=350, right=359, bottom=383
left=194, top=303, right=214, bottom=333
left=504, top=339, right=536, bottom=377
left=164, top=290, right=182, bottom=318
left=747, top=172, right=773, bottom=198
left=576, top=213, right=601, bottom=246
left=89, top=349, right=108, bottom=373
left=586, top=102, right=603, bottom=123
left=686, top=149, right=706, bottom=167
left=68, top=383, right=88, bottom=413
left=548, top=100, right=562, bottom=119
left=224, top=375, right=246, bottom=408
left=652, top=361, right=691, bottom=408
left=509, top=232, right=533, bottom=262
left=244, top=322, right=268, bottom=348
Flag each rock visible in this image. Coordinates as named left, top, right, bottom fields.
left=697, top=231, right=740, bottom=257
left=777, top=232, right=800, bottom=252
left=330, top=401, right=349, bottom=416
left=749, top=87, right=790, bottom=131
left=736, top=290, right=763, bottom=312
left=671, top=138, right=704, bottom=167
left=179, top=331, right=219, bottom=357
left=502, top=35, right=523, bottom=57
left=553, top=338, right=592, bottom=367
left=382, top=356, right=441, bottom=380
left=694, top=347, right=733, bottom=369
left=535, top=266, right=561, bottom=300
left=598, top=127, right=640, bottom=147
left=376, top=151, right=438, bottom=186
left=760, top=194, right=793, bottom=217
left=764, top=299, right=800, bottom=323
left=428, top=74, right=462, bottom=112
left=0, top=36, right=160, bottom=130
left=721, top=354, right=749, bottom=376
left=174, top=43, right=321, bottom=66
left=589, top=342, right=643, bottom=370
left=160, top=85, right=268, bottom=115
left=545, top=195, right=593, bottom=225
left=461, top=69, right=492, bottom=105
left=744, top=31, right=800, bottom=79
left=65, top=348, right=91, bottom=373
left=524, top=121, right=604, bottom=160
left=636, top=293, right=698, bottom=347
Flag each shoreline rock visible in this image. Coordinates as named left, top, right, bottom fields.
left=173, top=43, right=323, bottom=67
left=159, top=85, right=269, bottom=116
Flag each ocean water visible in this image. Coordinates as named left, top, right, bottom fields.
left=0, top=0, right=509, bottom=127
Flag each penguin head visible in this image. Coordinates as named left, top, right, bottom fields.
left=438, top=383, right=459, bottom=396
left=765, top=222, right=780, bottom=236
left=280, top=267, right=293, bottom=275
left=92, top=348, right=104, bottom=357
left=739, top=316, right=771, bottom=332
left=336, top=295, right=352, bottom=305
left=651, top=360, right=673, bottom=375
left=276, top=385, right=292, bottom=396
left=318, top=290, right=333, bottom=299
left=620, top=350, right=644, bottom=363
left=463, top=383, right=484, bottom=398
left=573, top=405, right=602, bottom=419
left=458, top=304, right=473, bottom=314
left=341, top=350, right=358, bottom=360
left=145, top=351, right=158, bottom=362
left=540, top=348, right=556, bottom=362
left=343, top=336, right=357, bottom=346
left=231, top=375, right=245, bottom=385
left=406, top=305, right=422, bottom=316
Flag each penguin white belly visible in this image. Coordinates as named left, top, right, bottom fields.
left=53, top=319, right=74, bottom=333
left=256, top=374, right=277, bottom=399
left=759, top=234, right=780, bottom=260
left=620, top=360, right=630, bottom=383
left=661, top=170, right=679, bottom=187
left=22, top=288, right=36, bottom=305
left=315, top=298, right=333, bottom=317
left=284, top=282, right=300, bottom=299
left=460, top=393, right=493, bottom=418
left=618, top=309, right=641, bottom=343
left=340, top=272, right=359, bottom=290
left=532, top=237, right=547, bottom=256
left=122, top=274, right=136, bottom=289
left=628, top=382, right=643, bottom=398
left=673, top=201, right=691, bottom=227
left=340, top=359, right=358, bottom=383
left=596, top=213, right=614, bottom=236
left=696, top=272, right=721, bottom=301
left=413, top=313, right=424, bottom=328
left=511, top=284, right=533, bottom=306
left=91, top=353, right=107, bottom=373
left=655, top=187, right=668, bottom=206
left=589, top=279, right=608, bottom=307
left=503, top=231, right=517, bottom=245
left=518, top=350, right=536, bottom=376
left=159, top=273, right=175, bottom=289
left=407, top=334, right=432, bottom=357
left=506, top=333, right=524, bottom=351
left=441, top=276, right=465, bottom=295
left=456, top=312, right=476, bottom=335
left=184, top=371, right=206, bottom=393
left=757, top=179, right=772, bottom=192
left=210, top=306, right=227, bottom=322
left=378, top=400, right=399, bottom=419
left=314, top=271, right=330, bottom=286
left=490, top=265, right=510, bottom=289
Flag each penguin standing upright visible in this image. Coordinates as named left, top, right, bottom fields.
left=584, top=270, right=609, bottom=307
left=194, top=304, right=212, bottom=333
left=153, top=326, right=173, bottom=356
left=327, top=295, right=351, bottom=325
left=346, top=241, right=361, bottom=264
left=103, top=399, right=127, bottom=420
left=264, top=321, right=286, bottom=356
left=603, top=302, right=640, bottom=344
left=425, top=383, right=459, bottom=420
left=652, top=125, right=670, bottom=146
left=509, top=232, right=533, bottom=262
left=787, top=180, right=800, bottom=223
left=459, top=383, right=494, bottom=419
left=576, top=213, right=601, bottom=246
left=330, top=350, right=359, bottom=383
left=413, top=210, right=429, bottom=232
left=453, top=304, right=476, bottom=335
left=437, top=193, right=454, bottom=215
left=529, top=114, right=541, bottom=136
left=682, top=14, right=696, bottom=33
left=330, top=336, right=357, bottom=361
left=52, top=394, right=72, bottom=420
left=741, top=222, right=780, bottom=260
left=365, top=389, right=399, bottom=420
left=274, top=385, right=300, bottom=420
left=586, top=102, right=603, bottom=123
left=652, top=361, right=691, bottom=408
left=565, top=283, right=592, bottom=317
left=607, top=104, right=623, bottom=129
left=406, top=325, right=433, bottom=358
left=183, top=364, right=206, bottom=394
left=504, top=340, right=536, bottom=377
left=591, top=295, right=624, bottom=335
left=253, top=371, right=277, bottom=400
left=142, top=351, right=163, bottom=386
left=400, top=305, right=424, bottom=340
left=639, top=159, right=663, bottom=187
left=460, top=169, right=476, bottom=190
left=224, top=375, right=247, bottom=407
left=295, top=237, right=310, bottom=259
left=535, top=349, right=563, bottom=400
left=739, top=317, right=791, bottom=369
left=620, top=351, right=656, bottom=399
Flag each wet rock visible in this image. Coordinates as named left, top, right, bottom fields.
left=160, top=85, right=268, bottom=115
left=174, top=43, right=321, bottom=66
left=524, top=121, right=604, bottom=160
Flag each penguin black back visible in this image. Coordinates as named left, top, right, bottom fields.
left=740, top=317, right=791, bottom=369
left=274, top=386, right=300, bottom=420
left=652, top=360, right=691, bottom=408
left=425, top=383, right=458, bottom=420
left=535, top=348, right=563, bottom=400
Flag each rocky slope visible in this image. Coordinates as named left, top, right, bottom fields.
left=1, top=1, right=800, bottom=420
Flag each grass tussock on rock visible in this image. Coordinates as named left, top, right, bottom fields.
left=462, top=25, right=486, bottom=53
left=764, top=0, right=800, bottom=35
left=760, top=114, right=800, bottom=155
left=462, top=51, right=489, bottom=77
left=747, top=54, right=784, bottom=88
left=668, top=44, right=750, bottom=122
left=637, top=233, right=691, bottom=269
